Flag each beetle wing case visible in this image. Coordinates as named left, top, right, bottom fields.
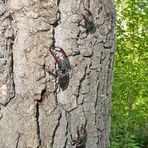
left=58, top=73, right=69, bottom=91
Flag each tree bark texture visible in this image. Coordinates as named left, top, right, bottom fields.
left=0, top=0, right=116, bottom=147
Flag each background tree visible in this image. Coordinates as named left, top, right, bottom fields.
left=110, top=0, right=148, bottom=147
left=0, top=0, right=116, bottom=147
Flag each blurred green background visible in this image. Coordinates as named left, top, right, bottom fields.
left=110, top=0, right=148, bottom=147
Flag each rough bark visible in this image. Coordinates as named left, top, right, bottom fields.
left=0, top=0, right=116, bottom=147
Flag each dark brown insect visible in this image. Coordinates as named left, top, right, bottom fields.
left=58, top=71, right=69, bottom=91
left=70, top=125, right=87, bottom=148
left=80, top=0, right=96, bottom=33
left=48, top=45, right=70, bottom=91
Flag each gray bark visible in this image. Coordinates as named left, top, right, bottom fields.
left=0, top=0, right=116, bottom=147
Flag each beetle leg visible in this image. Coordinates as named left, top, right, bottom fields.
left=69, top=134, right=77, bottom=146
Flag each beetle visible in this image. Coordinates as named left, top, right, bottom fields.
left=82, top=8, right=95, bottom=32
left=79, top=0, right=97, bottom=34
left=69, top=125, right=87, bottom=148
left=49, top=45, right=70, bottom=91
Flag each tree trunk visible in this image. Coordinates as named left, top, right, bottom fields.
left=0, top=0, right=116, bottom=147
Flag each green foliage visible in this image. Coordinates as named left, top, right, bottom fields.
left=110, top=0, right=148, bottom=147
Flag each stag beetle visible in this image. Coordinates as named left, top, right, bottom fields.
left=69, top=125, right=87, bottom=148
left=49, top=45, right=70, bottom=91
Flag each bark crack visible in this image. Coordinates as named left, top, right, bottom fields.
left=50, top=112, right=62, bottom=147
left=15, top=133, right=21, bottom=148
left=36, top=102, right=41, bottom=147
left=49, top=0, right=62, bottom=97
left=10, top=41, right=16, bottom=99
